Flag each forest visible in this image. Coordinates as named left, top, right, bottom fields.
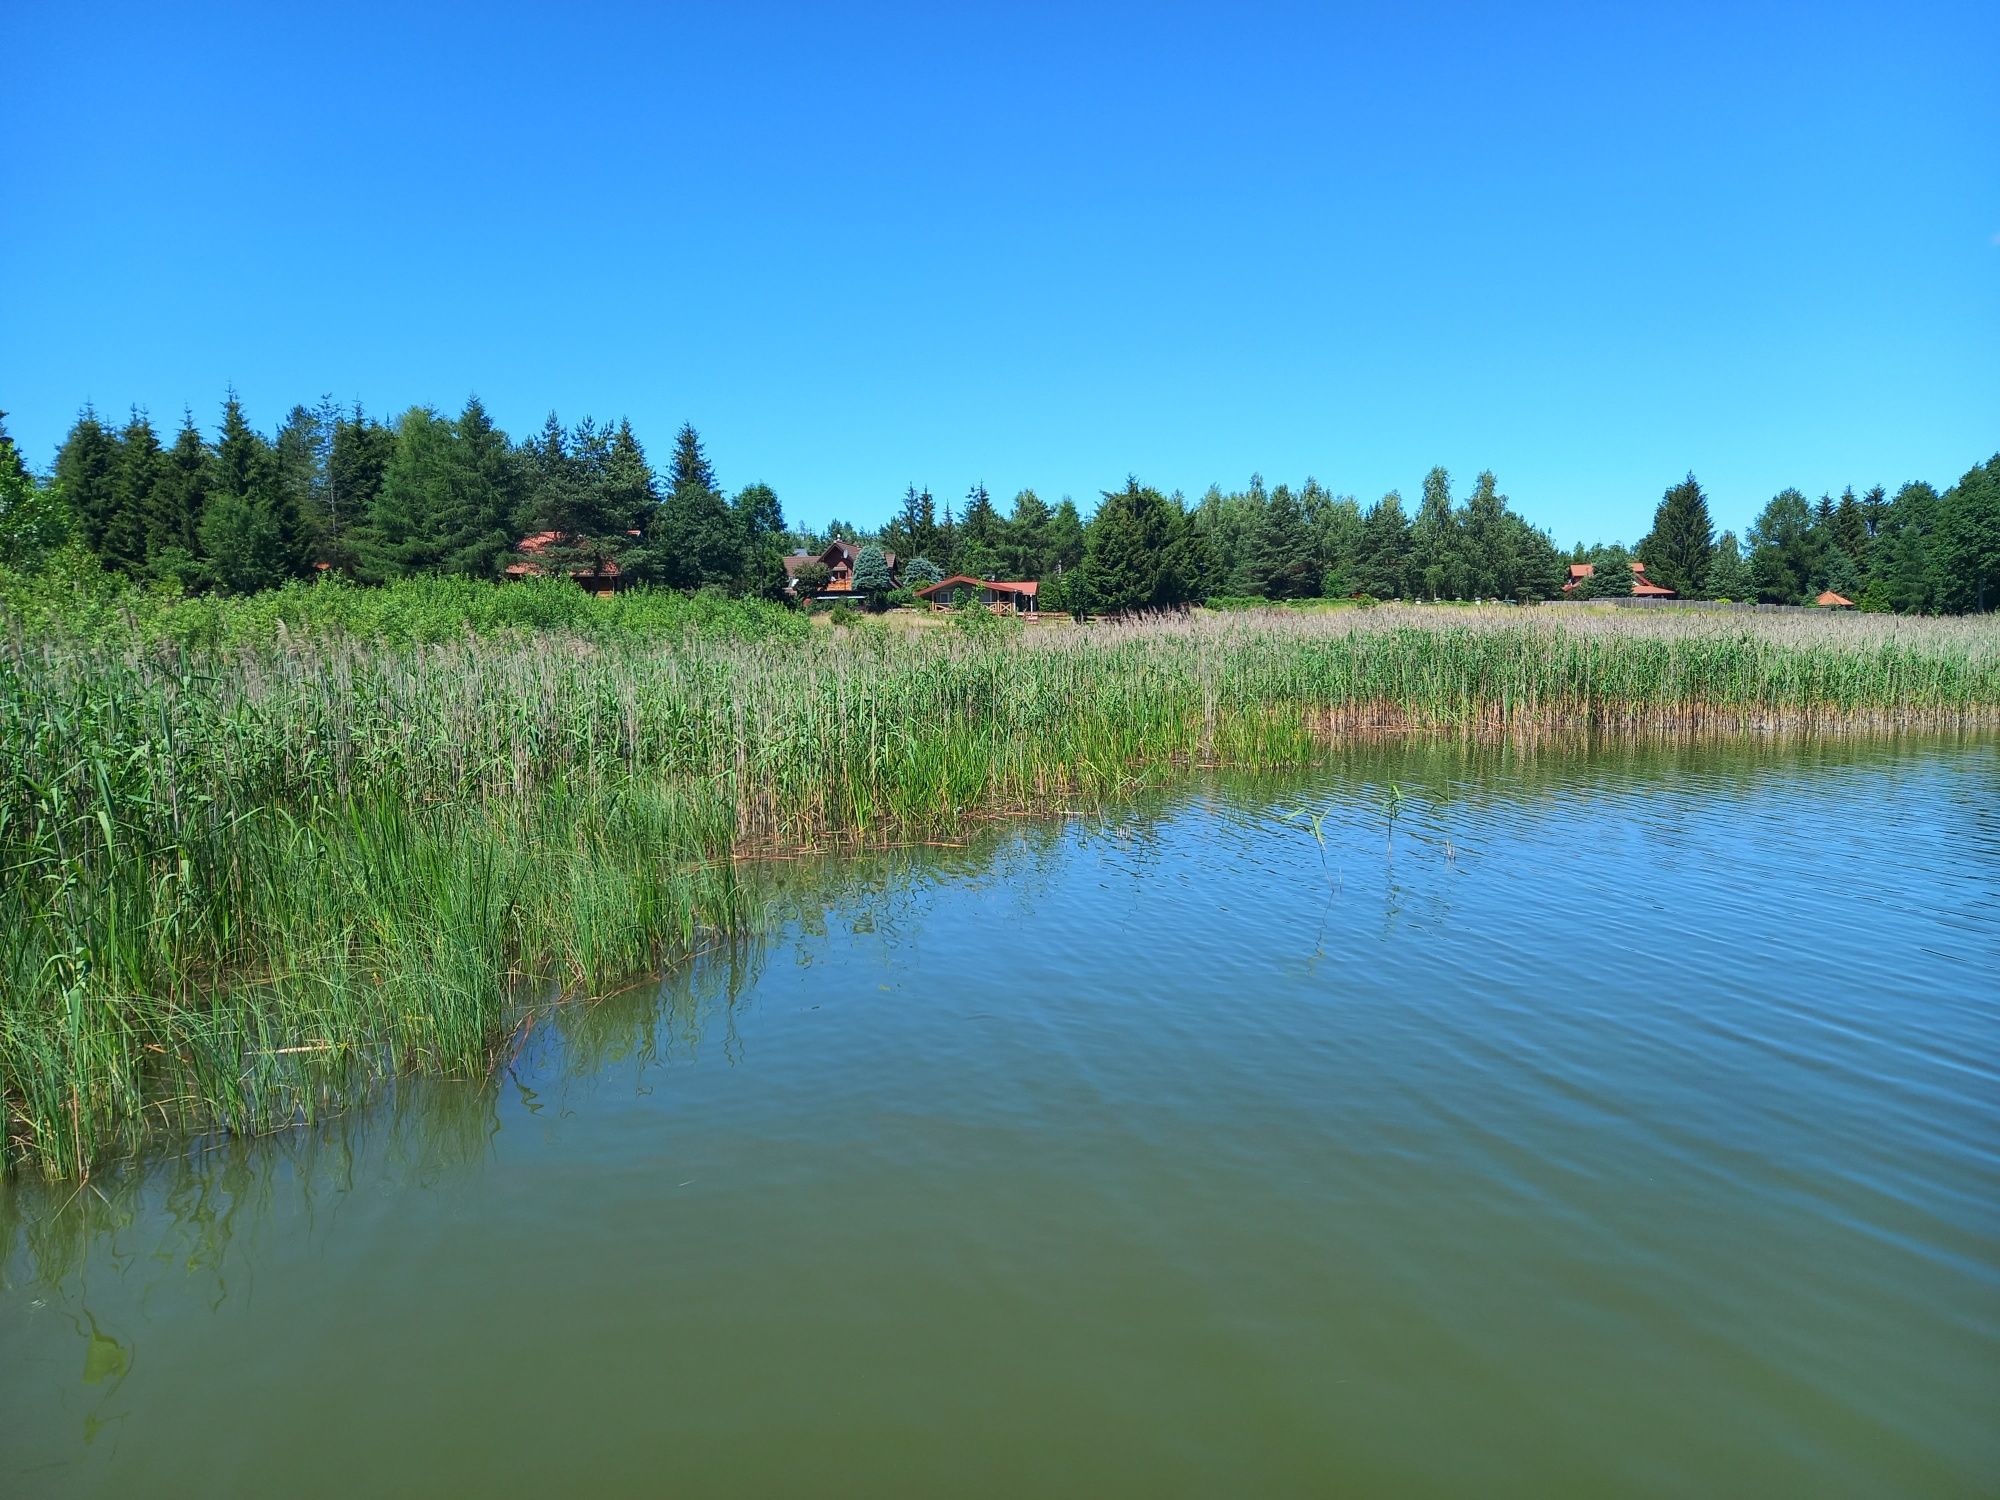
left=1, top=395, right=1995, bottom=614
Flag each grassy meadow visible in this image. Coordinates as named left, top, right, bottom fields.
left=5, top=572, right=1999, bottom=1177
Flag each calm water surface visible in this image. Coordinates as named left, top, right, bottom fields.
left=4, top=738, right=1997, bottom=1497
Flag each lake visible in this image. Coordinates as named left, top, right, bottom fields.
left=3, top=737, right=1996, bottom=1497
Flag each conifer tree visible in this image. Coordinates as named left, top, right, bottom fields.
left=1044, top=497, right=1086, bottom=574
left=148, top=410, right=211, bottom=583
left=1248, top=482, right=1315, bottom=598
left=851, top=542, right=894, bottom=609
left=104, top=409, right=163, bottom=576
left=1831, top=487, right=1870, bottom=571
left=1003, top=488, right=1052, bottom=578
left=955, top=483, right=1005, bottom=577
left=200, top=393, right=295, bottom=592
left=1082, top=478, right=1186, bottom=614
left=1705, top=530, right=1752, bottom=600
left=55, top=407, right=120, bottom=556
left=1354, top=492, right=1412, bottom=599
left=1636, top=474, right=1715, bottom=596
left=655, top=423, right=742, bottom=589
left=732, top=480, right=788, bottom=598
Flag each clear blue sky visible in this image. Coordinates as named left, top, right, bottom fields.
left=3, top=0, right=1994, bottom=544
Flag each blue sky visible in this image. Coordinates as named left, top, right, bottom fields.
left=3, top=0, right=1994, bottom=544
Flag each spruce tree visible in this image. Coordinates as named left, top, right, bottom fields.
left=1705, top=531, right=1753, bottom=600
left=104, top=409, right=163, bottom=576
left=1748, top=489, right=1816, bottom=604
left=148, top=411, right=211, bottom=584
left=55, top=407, right=120, bottom=557
left=1247, top=482, right=1315, bottom=598
left=1003, top=488, right=1052, bottom=578
left=451, top=395, right=524, bottom=577
left=955, top=483, right=1005, bottom=577
left=1637, top=474, right=1715, bottom=596
left=1082, top=478, right=1185, bottom=614
left=1044, top=498, right=1086, bottom=574
left=1832, top=487, right=1870, bottom=572
left=851, top=543, right=894, bottom=609
left=200, top=393, right=293, bottom=592
left=655, top=423, right=742, bottom=589
left=1354, top=492, right=1412, bottom=599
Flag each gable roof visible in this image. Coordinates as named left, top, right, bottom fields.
left=915, top=574, right=1039, bottom=598
left=1816, top=590, right=1855, bottom=607
left=819, top=539, right=897, bottom=571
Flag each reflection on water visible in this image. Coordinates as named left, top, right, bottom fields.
left=4, top=735, right=1998, bottom=1497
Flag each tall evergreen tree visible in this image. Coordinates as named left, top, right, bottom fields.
left=1705, top=530, right=1753, bottom=600
left=0, top=411, right=69, bottom=566
left=200, top=393, right=297, bottom=592
left=104, top=409, right=163, bottom=576
left=1354, top=491, right=1411, bottom=599
left=1003, top=488, right=1052, bottom=578
left=1831, top=486, right=1870, bottom=572
left=955, top=483, right=1005, bottom=577
left=54, top=407, right=120, bottom=556
left=1081, top=478, right=1187, bottom=614
left=1931, top=454, right=2000, bottom=613
left=1636, top=474, right=1715, bottom=596
left=655, top=423, right=741, bottom=589
left=148, top=410, right=211, bottom=583
left=1247, top=482, right=1316, bottom=598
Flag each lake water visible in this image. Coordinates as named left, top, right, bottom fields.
left=4, top=738, right=1997, bottom=1497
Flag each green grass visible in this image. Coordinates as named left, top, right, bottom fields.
left=4, top=570, right=1998, bottom=1177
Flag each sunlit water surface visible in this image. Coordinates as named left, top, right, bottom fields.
left=4, top=737, right=1997, bottom=1497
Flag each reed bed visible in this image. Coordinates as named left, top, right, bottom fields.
left=4, top=595, right=1997, bottom=1177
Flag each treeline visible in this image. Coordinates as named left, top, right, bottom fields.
left=3, top=396, right=1994, bottom=613
left=3, top=396, right=789, bottom=596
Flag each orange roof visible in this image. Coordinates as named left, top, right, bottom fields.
left=1567, top=562, right=1594, bottom=579
left=915, top=574, right=1039, bottom=598
left=1816, top=590, right=1854, bottom=607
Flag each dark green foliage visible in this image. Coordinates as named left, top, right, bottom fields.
left=1002, top=488, right=1052, bottom=579
left=1636, top=474, right=1715, bottom=597
left=731, top=480, right=788, bottom=599
left=1353, top=492, right=1411, bottom=599
left=1593, top=557, right=1635, bottom=597
left=1748, top=489, right=1816, bottom=604
left=883, top=485, right=940, bottom=565
left=200, top=395, right=301, bottom=593
left=1248, top=482, right=1316, bottom=598
left=903, top=555, right=944, bottom=589
left=655, top=424, right=743, bottom=590
left=148, top=411, right=210, bottom=583
left=54, top=408, right=119, bottom=558
left=1706, top=531, right=1752, bottom=600
left=1082, top=478, right=1188, bottom=615
left=1932, top=455, right=2000, bottom=613
left=954, top=482, right=1005, bottom=578
left=103, top=410, right=162, bottom=576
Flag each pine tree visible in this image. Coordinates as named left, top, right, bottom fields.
left=0, top=411, right=69, bottom=566
left=1082, top=478, right=1186, bottom=614
left=359, top=406, right=465, bottom=580
left=667, top=422, right=717, bottom=494
left=274, top=404, right=326, bottom=568
left=451, top=395, right=524, bottom=577
left=1044, top=497, right=1085, bottom=573
left=1932, top=454, right=2000, bottom=613
left=324, top=405, right=392, bottom=570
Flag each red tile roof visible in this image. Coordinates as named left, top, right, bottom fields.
left=915, top=574, right=1039, bottom=598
